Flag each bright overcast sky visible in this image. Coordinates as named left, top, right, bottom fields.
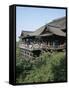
left=16, top=6, right=66, bottom=41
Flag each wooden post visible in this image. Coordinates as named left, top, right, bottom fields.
left=48, top=41, right=50, bottom=47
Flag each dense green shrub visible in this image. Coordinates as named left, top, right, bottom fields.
left=16, top=46, right=67, bottom=83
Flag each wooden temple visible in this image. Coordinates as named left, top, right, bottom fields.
left=19, top=17, right=66, bottom=58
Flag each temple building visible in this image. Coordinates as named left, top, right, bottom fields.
left=19, top=17, right=66, bottom=58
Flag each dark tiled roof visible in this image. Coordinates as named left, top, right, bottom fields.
left=20, top=16, right=66, bottom=38
left=48, top=17, right=66, bottom=29
left=48, top=26, right=66, bottom=36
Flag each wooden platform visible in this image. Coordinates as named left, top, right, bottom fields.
left=19, top=45, right=65, bottom=59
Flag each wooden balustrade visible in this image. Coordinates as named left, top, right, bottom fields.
left=19, top=43, right=65, bottom=50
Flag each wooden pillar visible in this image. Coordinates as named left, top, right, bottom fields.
left=48, top=41, right=50, bottom=47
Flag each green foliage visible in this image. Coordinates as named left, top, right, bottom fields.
left=16, top=46, right=67, bottom=83
left=51, top=52, right=67, bottom=81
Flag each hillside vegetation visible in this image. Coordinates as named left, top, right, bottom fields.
left=16, top=47, right=67, bottom=83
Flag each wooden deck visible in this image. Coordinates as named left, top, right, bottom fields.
left=19, top=43, right=65, bottom=59
left=19, top=43, right=65, bottom=51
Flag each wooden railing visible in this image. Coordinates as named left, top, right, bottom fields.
left=19, top=43, right=65, bottom=50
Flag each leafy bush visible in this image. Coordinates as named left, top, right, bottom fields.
left=16, top=46, right=67, bottom=83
